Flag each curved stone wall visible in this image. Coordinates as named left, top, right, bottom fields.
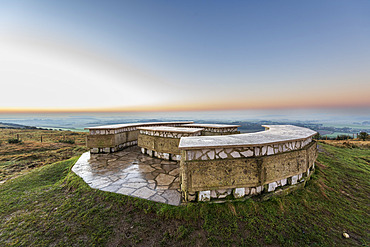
left=84, top=122, right=318, bottom=203
left=138, top=127, right=203, bottom=161
left=180, top=123, right=241, bottom=136
left=178, top=125, right=317, bottom=202
left=85, top=121, right=193, bottom=153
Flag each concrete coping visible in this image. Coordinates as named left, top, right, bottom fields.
left=138, top=126, right=204, bottom=134
left=181, top=123, right=241, bottom=128
left=84, top=121, right=194, bottom=130
left=178, top=125, right=317, bottom=149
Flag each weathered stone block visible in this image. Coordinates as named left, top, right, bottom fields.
left=256, top=185, right=264, bottom=194
left=250, top=188, right=257, bottom=195
left=207, top=150, right=215, bottom=159
left=187, top=192, right=197, bottom=201
left=138, top=134, right=182, bottom=157
left=198, top=191, right=211, bottom=201
left=162, top=153, right=170, bottom=160
left=231, top=151, right=241, bottom=158
left=86, top=134, right=115, bottom=148
left=219, top=151, right=227, bottom=159
left=217, top=189, right=232, bottom=198
left=280, top=178, right=287, bottom=186
left=268, top=182, right=278, bottom=192
left=267, top=146, right=274, bottom=155
left=186, top=158, right=260, bottom=191
left=241, top=150, right=254, bottom=157
left=290, top=175, right=299, bottom=185
left=233, top=188, right=245, bottom=198
left=210, top=190, right=217, bottom=198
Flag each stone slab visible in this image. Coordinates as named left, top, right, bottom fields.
left=179, top=125, right=317, bottom=149
left=138, top=126, right=203, bottom=134
left=72, top=146, right=181, bottom=206
left=181, top=123, right=241, bottom=128
left=85, top=121, right=194, bottom=130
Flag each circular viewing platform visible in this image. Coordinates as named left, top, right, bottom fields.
left=74, top=123, right=318, bottom=205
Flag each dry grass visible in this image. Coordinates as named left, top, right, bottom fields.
left=0, top=129, right=88, bottom=182
left=319, top=140, right=370, bottom=149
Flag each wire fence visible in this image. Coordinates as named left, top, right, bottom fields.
left=0, top=129, right=87, bottom=145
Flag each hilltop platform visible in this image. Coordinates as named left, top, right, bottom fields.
left=74, top=124, right=317, bottom=204
left=72, top=146, right=181, bottom=206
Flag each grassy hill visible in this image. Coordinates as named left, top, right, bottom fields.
left=0, top=129, right=88, bottom=182
left=0, top=142, right=369, bottom=246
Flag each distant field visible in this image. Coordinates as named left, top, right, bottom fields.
left=322, top=123, right=370, bottom=130
left=38, top=127, right=89, bottom=132
left=0, top=129, right=88, bottom=182
left=322, top=132, right=357, bottom=138
left=320, top=140, right=370, bottom=149
left=0, top=129, right=87, bottom=145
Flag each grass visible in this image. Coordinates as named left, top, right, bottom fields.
left=0, top=129, right=88, bottom=182
left=0, top=142, right=369, bottom=246
left=0, top=129, right=87, bottom=145
left=322, top=132, right=356, bottom=138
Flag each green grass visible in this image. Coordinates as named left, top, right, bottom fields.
left=0, top=143, right=369, bottom=246
left=322, top=123, right=370, bottom=130
left=322, top=132, right=356, bottom=138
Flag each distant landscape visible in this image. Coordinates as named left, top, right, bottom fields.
left=1, top=109, right=369, bottom=138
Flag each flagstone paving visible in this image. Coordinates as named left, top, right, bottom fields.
left=72, top=146, right=181, bottom=206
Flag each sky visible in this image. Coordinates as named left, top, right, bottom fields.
left=0, top=0, right=370, bottom=113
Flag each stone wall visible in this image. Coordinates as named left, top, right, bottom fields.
left=85, top=121, right=193, bottom=153
left=180, top=142, right=317, bottom=202
left=180, top=124, right=240, bottom=136
left=178, top=125, right=317, bottom=202
left=138, top=127, right=202, bottom=161
left=183, top=137, right=313, bottom=161
left=85, top=122, right=318, bottom=204
left=86, top=131, right=139, bottom=153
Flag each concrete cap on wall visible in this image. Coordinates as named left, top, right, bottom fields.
left=178, top=125, right=317, bottom=149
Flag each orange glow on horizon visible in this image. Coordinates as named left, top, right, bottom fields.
left=0, top=99, right=369, bottom=114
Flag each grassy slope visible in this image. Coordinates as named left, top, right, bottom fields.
left=0, top=129, right=88, bottom=182
left=0, top=143, right=369, bottom=246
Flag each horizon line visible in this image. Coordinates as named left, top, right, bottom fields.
left=0, top=103, right=369, bottom=114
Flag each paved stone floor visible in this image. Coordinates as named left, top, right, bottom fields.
left=72, top=146, right=181, bottom=206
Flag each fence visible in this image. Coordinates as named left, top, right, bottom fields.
left=0, top=129, right=87, bottom=145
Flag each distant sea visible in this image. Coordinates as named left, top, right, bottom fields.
left=0, top=108, right=369, bottom=132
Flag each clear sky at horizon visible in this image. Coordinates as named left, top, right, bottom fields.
left=1, top=0, right=370, bottom=112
